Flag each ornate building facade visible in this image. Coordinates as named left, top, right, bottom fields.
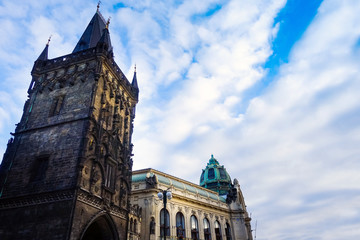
left=0, top=8, right=138, bottom=240
left=130, top=156, right=253, bottom=240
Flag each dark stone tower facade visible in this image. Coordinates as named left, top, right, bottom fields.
left=0, top=8, right=138, bottom=240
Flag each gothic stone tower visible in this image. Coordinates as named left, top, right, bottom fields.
left=0, top=8, right=138, bottom=240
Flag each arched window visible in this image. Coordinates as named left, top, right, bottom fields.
left=208, top=168, right=215, bottom=179
left=190, top=215, right=199, bottom=240
left=215, top=221, right=222, bottom=240
left=225, top=223, right=231, bottom=240
left=176, top=212, right=186, bottom=239
left=134, top=219, right=137, bottom=233
left=150, top=217, right=155, bottom=235
left=219, top=168, right=227, bottom=179
left=160, top=209, right=170, bottom=237
left=203, top=218, right=211, bottom=240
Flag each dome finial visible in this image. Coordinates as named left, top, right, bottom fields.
left=209, top=154, right=219, bottom=165
left=97, top=1, right=101, bottom=11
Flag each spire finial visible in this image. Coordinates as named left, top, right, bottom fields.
left=97, top=1, right=101, bottom=11
left=47, top=35, right=52, bottom=46
left=106, top=17, right=111, bottom=29
left=131, top=64, right=138, bottom=89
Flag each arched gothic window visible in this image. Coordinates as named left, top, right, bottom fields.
left=215, top=221, right=222, bottom=240
left=134, top=219, right=137, bottom=233
left=190, top=215, right=199, bottom=240
left=160, top=209, right=170, bottom=237
left=203, top=218, right=211, bottom=240
left=225, top=222, right=232, bottom=240
left=176, top=212, right=186, bottom=239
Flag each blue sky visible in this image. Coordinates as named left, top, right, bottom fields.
left=1, top=0, right=360, bottom=239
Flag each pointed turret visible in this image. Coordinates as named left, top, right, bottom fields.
left=131, top=65, right=138, bottom=89
left=37, top=37, right=51, bottom=61
left=96, top=17, right=113, bottom=53
left=72, top=9, right=109, bottom=53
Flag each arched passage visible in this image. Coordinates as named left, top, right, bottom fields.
left=81, top=215, right=119, bottom=240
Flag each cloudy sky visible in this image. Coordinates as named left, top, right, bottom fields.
left=1, top=0, right=360, bottom=239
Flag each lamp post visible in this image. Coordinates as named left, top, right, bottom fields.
left=158, top=189, right=172, bottom=240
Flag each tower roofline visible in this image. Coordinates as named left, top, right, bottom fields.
left=72, top=9, right=111, bottom=53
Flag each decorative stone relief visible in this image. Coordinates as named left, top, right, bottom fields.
left=81, top=160, right=92, bottom=191
left=78, top=63, right=86, bottom=71
left=67, top=65, right=76, bottom=74
left=185, top=206, right=189, bottom=214
left=57, top=69, right=65, bottom=77
left=91, top=164, right=102, bottom=197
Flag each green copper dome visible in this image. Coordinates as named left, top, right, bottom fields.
left=200, top=155, right=232, bottom=195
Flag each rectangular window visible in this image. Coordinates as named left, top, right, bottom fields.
left=30, top=156, right=49, bottom=182
left=105, top=163, right=115, bottom=188
left=49, top=95, right=65, bottom=116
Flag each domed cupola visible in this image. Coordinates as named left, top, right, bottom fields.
left=200, top=155, right=232, bottom=195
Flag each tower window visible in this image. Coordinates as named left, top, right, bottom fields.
left=104, top=163, right=115, bottom=188
left=30, top=156, right=49, bottom=182
left=208, top=168, right=215, bottom=180
left=219, top=168, right=227, bottom=179
left=49, top=95, right=65, bottom=116
left=134, top=219, right=137, bottom=233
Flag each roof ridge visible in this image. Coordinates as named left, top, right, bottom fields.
left=97, top=9, right=107, bottom=25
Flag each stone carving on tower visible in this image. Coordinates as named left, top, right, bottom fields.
left=0, top=6, right=138, bottom=240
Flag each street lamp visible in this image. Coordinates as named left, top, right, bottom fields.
left=158, top=189, right=172, bottom=240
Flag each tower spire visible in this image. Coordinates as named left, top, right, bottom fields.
left=131, top=64, right=138, bottom=89
left=37, top=35, right=51, bottom=61
left=72, top=7, right=110, bottom=53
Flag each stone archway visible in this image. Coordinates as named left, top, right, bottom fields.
left=81, top=215, right=119, bottom=240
